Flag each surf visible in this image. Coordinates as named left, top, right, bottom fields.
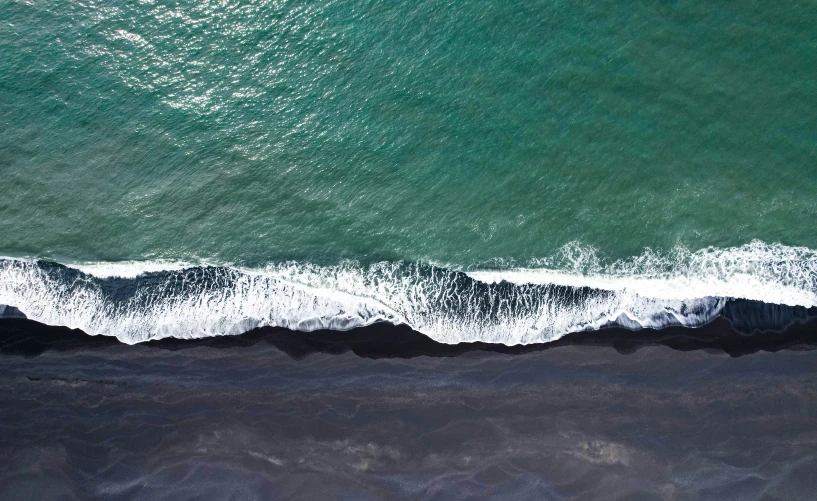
left=0, top=241, right=815, bottom=346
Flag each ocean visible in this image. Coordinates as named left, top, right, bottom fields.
left=1, top=0, right=817, bottom=499
left=2, top=0, right=817, bottom=345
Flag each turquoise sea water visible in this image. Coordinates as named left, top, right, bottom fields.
left=1, top=0, right=816, bottom=344
left=3, top=0, right=816, bottom=267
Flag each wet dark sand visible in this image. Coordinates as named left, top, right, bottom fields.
left=1, top=318, right=816, bottom=500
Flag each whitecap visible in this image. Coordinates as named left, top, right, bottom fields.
left=0, top=240, right=813, bottom=345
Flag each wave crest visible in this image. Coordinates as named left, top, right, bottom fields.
left=0, top=259, right=723, bottom=345
left=1, top=242, right=815, bottom=345
left=468, top=241, right=817, bottom=307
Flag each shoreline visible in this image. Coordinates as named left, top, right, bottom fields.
left=2, top=257, right=817, bottom=346
left=2, top=314, right=816, bottom=359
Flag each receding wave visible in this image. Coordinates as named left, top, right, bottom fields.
left=1, top=241, right=815, bottom=345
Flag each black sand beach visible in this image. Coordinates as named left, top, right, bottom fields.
left=1, top=318, right=816, bottom=500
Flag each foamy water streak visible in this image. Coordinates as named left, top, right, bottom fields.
left=74, top=260, right=197, bottom=279
left=469, top=241, right=817, bottom=307
left=0, top=241, right=814, bottom=345
left=0, top=260, right=722, bottom=346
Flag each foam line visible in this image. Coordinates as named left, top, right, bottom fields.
left=468, top=241, right=817, bottom=307
left=0, top=241, right=815, bottom=345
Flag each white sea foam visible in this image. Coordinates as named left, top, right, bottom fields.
left=74, top=260, right=198, bottom=278
left=469, top=241, right=817, bottom=307
left=0, top=241, right=813, bottom=345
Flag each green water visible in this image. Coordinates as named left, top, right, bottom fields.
left=2, top=0, right=816, bottom=268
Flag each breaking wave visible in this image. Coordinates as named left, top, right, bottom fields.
left=1, top=241, right=816, bottom=345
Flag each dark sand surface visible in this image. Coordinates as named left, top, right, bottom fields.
left=1, top=318, right=816, bottom=500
